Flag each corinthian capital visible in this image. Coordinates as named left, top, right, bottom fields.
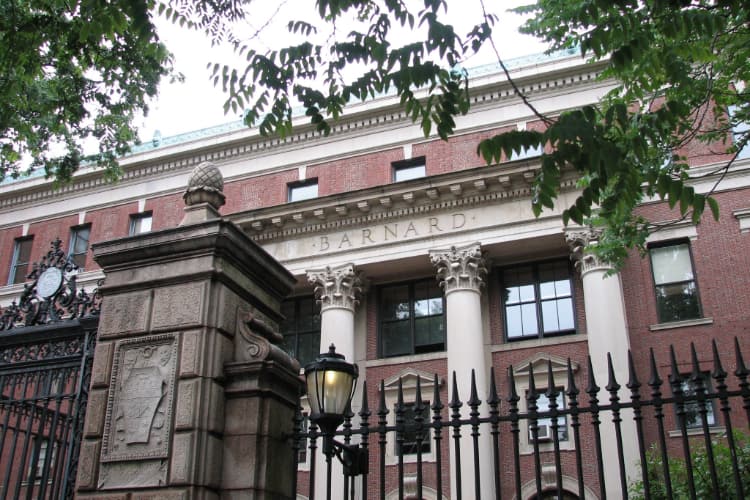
left=306, top=263, right=364, bottom=312
left=565, top=228, right=613, bottom=275
left=429, top=243, right=487, bottom=293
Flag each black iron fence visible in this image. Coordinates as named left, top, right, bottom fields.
left=0, top=320, right=96, bottom=499
left=0, top=239, right=99, bottom=499
left=292, top=339, right=750, bottom=500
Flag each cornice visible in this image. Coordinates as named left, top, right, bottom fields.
left=0, top=58, right=607, bottom=214
left=231, top=160, right=579, bottom=241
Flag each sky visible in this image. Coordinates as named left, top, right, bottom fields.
left=136, top=0, right=548, bottom=143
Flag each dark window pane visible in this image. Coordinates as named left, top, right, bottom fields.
left=678, top=376, right=716, bottom=428
left=414, top=316, right=444, bottom=352
left=381, top=285, right=410, bottom=321
left=398, top=403, right=431, bottom=455
left=382, top=320, right=411, bottom=357
left=655, top=282, right=700, bottom=322
left=279, top=296, right=321, bottom=365
left=10, top=238, right=33, bottom=284
left=297, top=297, right=319, bottom=331
left=17, top=239, right=32, bottom=262
left=297, top=331, right=321, bottom=367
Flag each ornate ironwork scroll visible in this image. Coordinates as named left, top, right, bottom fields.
left=0, top=238, right=101, bottom=330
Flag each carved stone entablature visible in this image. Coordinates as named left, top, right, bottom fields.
left=0, top=239, right=101, bottom=330
left=565, top=228, right=613, bottom=275
left=306, top=263, right=364, bottom=312
left=429, top=242, right=487, bottom=294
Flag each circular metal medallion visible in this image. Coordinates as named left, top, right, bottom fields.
left=37, top=267, right=63, bottom=299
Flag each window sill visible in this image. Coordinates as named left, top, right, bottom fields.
left=386, top=454, right=436, bottom=466
left=367, top=351, right=446, bottom=367
left=491, top=333, right=587, bottom=353
left=649, top=317, right=714, bottom=331
left=668, top=426, right=725, bottom=438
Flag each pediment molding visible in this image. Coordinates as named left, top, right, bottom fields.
left=381, top=368, right=444, bottom=393
left=512, top=352, right=579, bottom=379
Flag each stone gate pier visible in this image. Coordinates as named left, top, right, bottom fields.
left=76, top=163, right=301, bottom=498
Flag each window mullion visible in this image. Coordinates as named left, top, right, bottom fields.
left=409, top=283, right=416, bottom=355
left=534, top=264, right=544, bottom=338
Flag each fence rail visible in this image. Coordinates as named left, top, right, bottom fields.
left=293, top=338, right=750, bottom=500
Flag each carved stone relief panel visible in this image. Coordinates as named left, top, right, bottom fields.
left=101, top=334, right=178, bottom=462
left=98, top=290, right=151, bottom=338
left=151, top=282, right=205, bottom=330
left=98, top=459, right=168, bottom=490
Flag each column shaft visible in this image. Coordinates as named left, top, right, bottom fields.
left=568, top=230, right=639, bottom=497
left=430, top=243, right=494, bottom=500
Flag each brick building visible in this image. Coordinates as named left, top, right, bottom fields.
left=1, top=49, right=749, bottom=499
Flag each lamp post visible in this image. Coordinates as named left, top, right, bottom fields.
left=304, top=344, right=367, bottom=499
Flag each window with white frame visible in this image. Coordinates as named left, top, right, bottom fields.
left=392, top=158, right=426, bottom=182
left=129, top=212, right=153, bottom=235
left=507, top=144, right=542, bottom=162
left=381, top=370, right=440, bottom=465
left=68, top=225, right=90, bottom=269
left=728, top=105, right=750, bottom=160
left=675, top=373, right=716, bottom=429
left=513, top=355, right=578, bottom=455
left=501, top=260, right=576, bottom=341
left=8, top=237, right=33, bottom=285
left=649, top=241, right=702, bottom=323
left=288, top=179, right=318, bottom=202
left=531, top=390, right=568, bottom=442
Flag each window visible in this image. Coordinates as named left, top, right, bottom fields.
left=675, top=373, right=716, bottom=429
left=27, top=439, right=55, bottom=481
left=129, top=212, right=153, bottom=235
left=508, top=144, right=543, bottom=162
left=297, top=413, right=309, bottom=463
left=8, top=237, right=33, bottom=285
left=397, top=402, right=431, bottom=455
left=649, top=242, right=701, bottom=323
left=68, top=225, right=90, bottom=269
left=392, top=158, right=426, bottom=182
left=379, top=279, right=445, bottom=358
left=531, top=391, right=568, bottom=442
left=728, top=105, right=750, bottom=160
left=280, top=296, right=321, bottom=367
left=502, top=260, right=575, bottom=341
left=288, top=179, right=318, bottom=202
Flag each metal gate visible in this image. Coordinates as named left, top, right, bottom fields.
left=0, top=239, right=100, bottom=499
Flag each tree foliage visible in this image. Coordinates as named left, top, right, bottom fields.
left=4, top=1, right=750, bottom=266
left=630, top=433, right=750, bottom=499
left=208, top=0, right=749, bottom=266
left=0, top=0, right=172, bottom=182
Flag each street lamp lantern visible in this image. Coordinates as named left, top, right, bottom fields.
left=303, top=343, right=367, bottom=484
left=304, top=344, right=359, bottom=435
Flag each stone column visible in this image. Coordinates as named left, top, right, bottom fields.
left=77, top=163, right=301, bottom=499
left=566, top=229, right=639, bottom=496
left=429, top=243, right=494, bottom=500
left=306, top=263, right=363, bottom=362
left=306, top=263, right=363, bottom=500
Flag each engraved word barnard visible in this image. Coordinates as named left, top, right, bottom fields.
left=317, top=212, right=468, bottom=253
left=102, top=334, right=178, bottom=462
